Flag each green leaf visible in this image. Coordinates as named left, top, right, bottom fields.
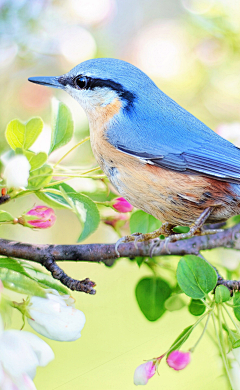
left=233, top=292, right=240, bottom=321
left=176, top=255, right=217, bottom=299
left=233, top=338, right=240, bottom=349
left=135, top=277, right=172, bottom=321
left=24, top=118, right=44, bottom=149
left=165, top=295, right=186, bottom=311
left=36, top=183, right=74, bottom=209
left=0, top=211, right=14, bottom=222
left=215, top=285, right=231, bottom=303
left=168, top=325, right=194, bottom=356
left=0, top=268, right=46, bottom=297
left=0, top=258, right=30, bottom=278
left=135, top=257, right=145, bottom=267
left=36, top=190, right=70, bottom=209
left=172, top=226, right=190, bottom=233
left=50, top=101, right=74, bottom=154
left=130, top=210, right=161, bottom=234
left=60, top=190, right=100, bottom=241
left=23, top=150, right=48, bottom=171
left=5, top=119, right=25, bottom=150
left=27, top=164, right=53, bottom=190
left=188, top=299, right=206, bottom=316
left=5, top=118, right=43, bottom=151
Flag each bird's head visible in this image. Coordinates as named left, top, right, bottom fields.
left=28, top=58, right=157, bottom=119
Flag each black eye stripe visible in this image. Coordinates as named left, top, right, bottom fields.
left=58, top=75, right=136, bottom=112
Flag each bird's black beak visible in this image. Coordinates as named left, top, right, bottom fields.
left=28, top=76, right=63, bottom=89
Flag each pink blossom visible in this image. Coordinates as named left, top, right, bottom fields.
left=25, top=206, right=56, bottom=228
left=167, top=350, right=191, bottom=371
left=134, top=361, right=156, bottom=386
left=112, top=197, right=133, bottom=213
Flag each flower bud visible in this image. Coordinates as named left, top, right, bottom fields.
left=167, top=350, right=191, bottom=371
left=103, top=213, right=128, bottom=229
left=134, top=361, right=156, bottom=386
left=112, top=197, right=133, bottom=213
left=3, top=155, right=31, bottom=189
left=27, top=290, right=86, bottom=341
left=20, top=206, right=56, bottom=228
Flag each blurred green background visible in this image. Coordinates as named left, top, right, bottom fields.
left=1, top=0, right=240, bottom=388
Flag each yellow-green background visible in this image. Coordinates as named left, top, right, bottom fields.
left=1, top=0, right=240, bottom=388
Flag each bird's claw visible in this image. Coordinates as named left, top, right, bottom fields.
left=149, top=238, right=161, bottom=257
left=115, top=232, right=142, bottom=257
left=149, top=237, right=172, bottom=257
left=115, top=237, right=125, bottom=257
left=115, top=223, right=174, bottom=257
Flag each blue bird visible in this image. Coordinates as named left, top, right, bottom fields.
left=28, top=58, right=240, bottom=249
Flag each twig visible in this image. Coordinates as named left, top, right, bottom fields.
left=42, top=257, right=96, bottom=294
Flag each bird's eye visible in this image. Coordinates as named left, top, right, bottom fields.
left=74, top=76, right=88, bottom=89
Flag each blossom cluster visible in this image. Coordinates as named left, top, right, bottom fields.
left=0, top=286, right=85, bottom=390
left=134, top=351, right=191, bottom=386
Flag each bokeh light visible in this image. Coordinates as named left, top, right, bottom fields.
left=59, top=26, right=97, bottom=64
left=216, top=122, right=240, bottom=147
left=181, top=0, right=214, bottom=14
left=19, top=82, right=52, bottom=111
left=130, top=21, right=189, bottom=79
left=70, top=0, right=116, bottom=26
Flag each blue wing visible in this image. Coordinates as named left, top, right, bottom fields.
left=106, top=90, right=240, bottom=183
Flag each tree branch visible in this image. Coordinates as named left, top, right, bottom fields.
left=1, top=222, right=240, bottom=293
left=1, top=223, right=240, bottom=262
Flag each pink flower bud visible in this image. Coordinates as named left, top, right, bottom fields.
left=24, top=206, right=56, bottom=228
left=134, top=361, right=156, bottom=386
left=103, top=213, right=128, bottom=228
left=112, top=197, right=133, bottom=213
left=167, top=351, right=191, bottom=371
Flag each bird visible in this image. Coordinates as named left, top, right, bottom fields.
left=28, top=58, right=240, bottom=252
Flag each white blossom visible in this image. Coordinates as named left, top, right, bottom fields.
left=27, top=290, right=86, bottom=341
left=3, top=155, right=31, bottom=189
left=0, top=315, right=54, bottom=390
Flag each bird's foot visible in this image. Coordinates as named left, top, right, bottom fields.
left=164, top=207, right=213, bottom=242
left=150, top=207, right=215, bottom=256
left=114, top=222, right=174, bottom=257
left=115, top=207, right=215, bottom=257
